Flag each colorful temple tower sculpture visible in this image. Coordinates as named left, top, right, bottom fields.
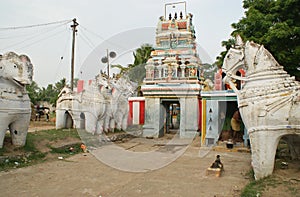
left=141, top=5, right=202, bottom=138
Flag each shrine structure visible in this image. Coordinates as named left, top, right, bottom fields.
left=141, top=3, right=202, bottom=138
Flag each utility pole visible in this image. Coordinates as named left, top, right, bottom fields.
left=70, top=18, right=78, bottom=91
left=106, top=49, right=110, bottom=77
left=101, top=50, right=116, bottom=81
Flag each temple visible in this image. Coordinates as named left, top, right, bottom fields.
left=141, top=4, right=202, bottom=138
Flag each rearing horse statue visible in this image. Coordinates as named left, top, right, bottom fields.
left=222, top=36, right=300, bottom=180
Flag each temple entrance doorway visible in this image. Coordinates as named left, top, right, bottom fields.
left=218, top=101, right=246, bottom=145
left=160, top=100, right=180, bottom=137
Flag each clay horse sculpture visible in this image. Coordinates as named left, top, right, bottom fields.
left=222, top=35, right=300, bottom=180
left=0, top=52, right=33, bottom=148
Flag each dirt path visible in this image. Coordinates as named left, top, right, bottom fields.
left=1, top=123, right=298, bottom=196
left=0, top=134, right=252, bottom=197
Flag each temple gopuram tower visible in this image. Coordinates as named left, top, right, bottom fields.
left=141, top=2, right=202, bottom=138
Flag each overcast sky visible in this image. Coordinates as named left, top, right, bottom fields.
left=0, top=0, right=244, bottom=87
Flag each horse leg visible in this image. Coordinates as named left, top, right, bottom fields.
left=113, top=112, right=122, bottom=131
left=102, top=111, right=112, bottom=133
left=109, top=118, right=116, bottom=132
left=85, top=113, right=97, bottom=134
left=9, top=115, right=30, bottom=147
left=95, top=119, right=104, bottom=135
left=0, top=126, right=8, bottom=148
left=121, top=113, right=128, bottom=131
left=249, top=130, right=281, bottom=180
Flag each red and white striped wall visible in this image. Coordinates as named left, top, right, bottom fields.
left=128, top=97, right=145, bottom=125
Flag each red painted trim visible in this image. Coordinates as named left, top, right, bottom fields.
left=77, top=80, right=84, bottom=93
left=139, top=101, right=145, bottom=124
left=128, top=101, right=133, bottom=125
left=198, top=99, right=202, bottom=131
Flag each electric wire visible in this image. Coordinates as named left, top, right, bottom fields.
left=75, top=36, right=83, bottom=80
left=15, top=28, right=67, bottom=51
left=0, top=19, right=76, bottom=88
left=54, top=29, right=71, bottom=79
left=0, top=19, right=72, bottom=31
left=79, top=25, right=127, bottom=51
left=79, top=25, right=106, bottom=41
left=78, top=34, right=95, bottom=50
left=0, top=22, right=70, bottom=51
left=78, top=27, right=96, bottom=48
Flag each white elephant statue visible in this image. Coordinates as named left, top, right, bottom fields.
left=222, top=36, right=300, bottom=180
left=0, top=52, right=33, bottom=148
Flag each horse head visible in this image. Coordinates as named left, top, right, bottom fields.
left=0, top=52, right=33, bottom=86
left=244, top=41, right=282, bottom=76
left=111, top=76, right=137, bottom=99
left=222, top=35, right=246, bottom=81
left=224, top=36, right=282, bottom=79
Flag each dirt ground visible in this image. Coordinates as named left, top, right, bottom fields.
left=0, top=122, right=299, bottom=197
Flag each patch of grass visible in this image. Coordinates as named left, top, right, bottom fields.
left=0, top=129, right=81, bottom=171
left=30, top=128, right=80, bottom=142
left=0, top=152, right=46, bottom=171
left=287, top=184, right=298, bottom=196
left=0, top=147, right=7, bottom=156
left=50, top=143, right=82, bottom=156
left=23, top=134, right=38, bottom=152
left=241, top=169, right=277, bottom=197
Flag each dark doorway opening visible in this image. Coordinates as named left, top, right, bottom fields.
left=64, top=111, right=73, bottom=129
left=218, top=101, right=245, bottom=144
left=79, top=112, right=85, bottom=129
left=160, top=100, right=180, bottom=137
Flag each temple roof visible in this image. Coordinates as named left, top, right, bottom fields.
left=143, top=7, right=202, bottom=84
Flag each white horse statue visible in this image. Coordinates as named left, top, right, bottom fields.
left=56, top=75, right=111, bottom=134
left=222, top=36, right=300, bottom=180
left=56, top=74, right=137, bottom=134
left=0, top=52, right=33, bottom=148
left=109, top=76, right=138, bottom=131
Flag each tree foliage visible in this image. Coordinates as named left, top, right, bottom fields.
left=26, top=78, right=68, bottom=106
left=132, top=44, right=153, bottom=66
left=128, top=44, right=153, bottom=84
left=112, top=44, right=153, bottom=84
left=216, top=38, right=236, bottom=68
left=26, top=81, right=41, bottom=105
left=217, top=0, right=300, bottom=80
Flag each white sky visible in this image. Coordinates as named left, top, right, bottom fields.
left=0, top=0, right=244, bottom=87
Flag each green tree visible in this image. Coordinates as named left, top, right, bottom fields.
left=132, top=44, right=153, bottom=66
left=26, top=81, right=41, bottom=104
left=216, top=38, right=236, bottom=67
left=218, top=0, right=300, bottom=80
left=55, top=78, right=67, bottom=91
left=26, top=78, right=67, bottom=107
left=128, top=44, right=153, bottom=84
left=51, top=78, right=68, bottom=106
left=111, top=64, right=130, bottom=75
left=112, top=44, right=153, bottom=84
